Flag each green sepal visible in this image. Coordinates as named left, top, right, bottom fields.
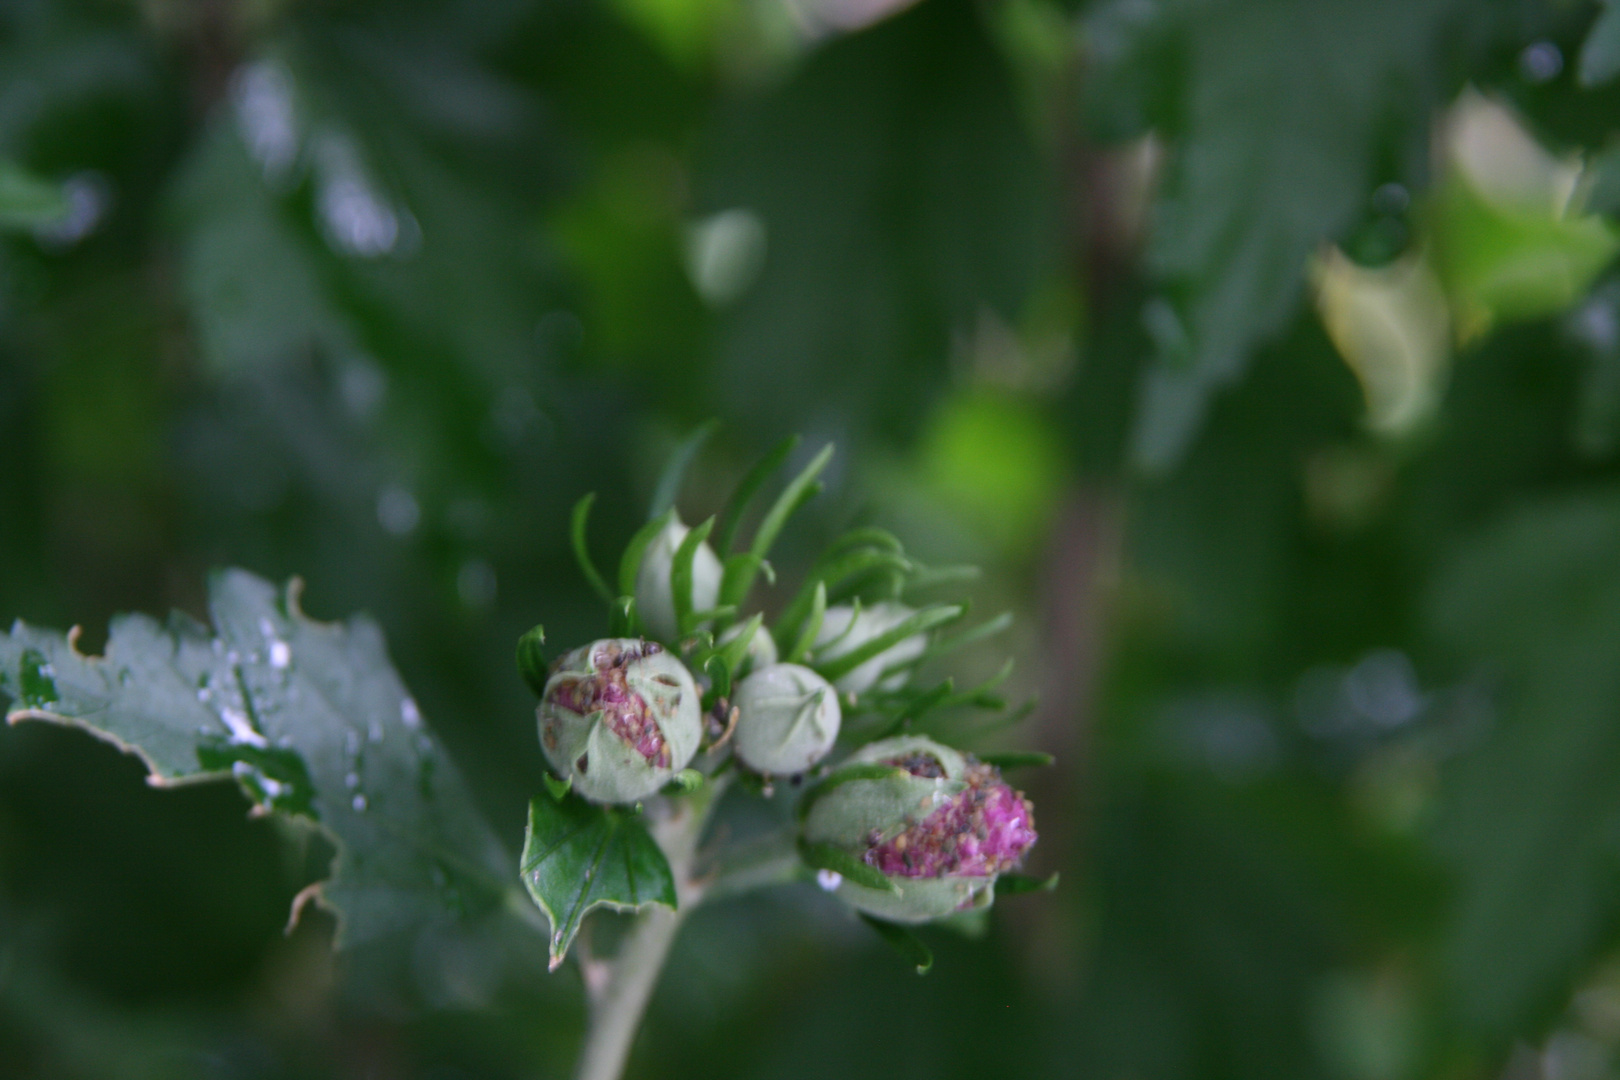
left=996, top=871, right=1059, bottom=895
left=722, top=443, right=834, bottom=608
left=859, top=914, right=933, bottom=975
left=663, top=768, right=705, bottom=795
left=775, top=547, right=913, bottom=650
left=672, top=516, right=718, bottom=637
left=618, top=507, right=677, bottom=598
left=570, top=494, right=614, bottom=604
left=521, top=791, right=677, bottom=971
left=902, top=562, right=982, bottom=593
left=797, top=838, right=898, bottom=893
left=783, top=582, right=827, bottom=665
left=976, top=751, right=1055, bottom=770
left=515, top=624, right=549, bottom=697
left=608, top=596, right=641, bottom=638
left=715, top=434, right=798, bottom=554
left=703, top=654, right=732, bottom=706
left=796, top=763, right=910, bottom=821
left=542, top=773, right=573, bottom=801
left=712, top=612, right=766, bottom=677
left=649, top=419, right=718, bottom=521
left=813, top=604, right=965, bottom=686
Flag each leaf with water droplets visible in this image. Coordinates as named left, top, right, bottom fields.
left=520, top=790, right=675, bottom=970
left=0, top=569, right=511, bottom=955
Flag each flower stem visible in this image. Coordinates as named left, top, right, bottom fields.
left=571, top=776, right=728, bottom=1080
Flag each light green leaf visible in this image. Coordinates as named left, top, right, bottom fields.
left=520, top=791, right=676, bottom=970
left=0, top=569, right=511, bottom=951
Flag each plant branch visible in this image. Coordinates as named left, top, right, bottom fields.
left=571, top=776, right=730, bottom=1080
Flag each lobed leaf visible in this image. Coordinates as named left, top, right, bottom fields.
left=520, top=791, right=676, bottom=970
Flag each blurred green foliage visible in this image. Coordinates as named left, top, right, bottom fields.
left=7, top=0, right=1620, bottom=1078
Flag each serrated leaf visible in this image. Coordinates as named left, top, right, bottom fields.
left=0, top=570, right=511, bottom=952
left=520, top=792, right=676, bottom=970
left=1107, top=0, right=1462, bottom=471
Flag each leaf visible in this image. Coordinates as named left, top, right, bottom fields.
left=1427, top=491, right=1620, bottom=1034
left=649, top=419, right=718, bottom=521
left=1581, top=0, right=1620, bottom=88
left=859, top=913, right=933, bottom=975
left=520, top=791, right=676, bottom=970
left=0, top=570, right=512, bottom=952
left=571, top=494, right=616, bottom=604
left=1101, top=0, right=1464, bottom=471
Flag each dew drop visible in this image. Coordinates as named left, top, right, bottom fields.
left=269, top=641, right=291, bottom=669
left=352, top=793, right=368, bottom=813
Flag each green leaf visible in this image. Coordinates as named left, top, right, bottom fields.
left=520, top=791, right=676, bottom=970
left=796, top=838, right=898, bottom=893
left=0, top=160, right=67, bottom=230
left=571, top=494, right=616, bottom=604
left=976, top=751, right=1054, bottom=770
left=1108, top=0, right=1464, bottom=471
left=1581, top=0, right=1620, bottom=87
left=672, top=515, right=717, bottom=637
left=619, top=508, right=677, bottom=597
left=515, top=624, right=549, bottom=697
left=721, top=443, right=834, bottom=608
left=782, top=581, right=826, bottom=666
left=715, top=435, right=798, bottom=554
left=0, top=570, right=511, bottom=951
left=649, top=419, right=718, bottom=521
left=1427, top=491, right=1620, bottom=1034
left=996, top=871, right=1059, bottom=894
left=859, top=914, right=933, bottom=974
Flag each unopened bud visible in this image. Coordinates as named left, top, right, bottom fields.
left=801, top=735, right=1036, bottom=922
left=813, top=602, right=927, bottom=696
left=636, top=517, right=723, bottom=643
left=537, top=638, right=702, bottom=804
left=733, top=663, right=841, bottom=775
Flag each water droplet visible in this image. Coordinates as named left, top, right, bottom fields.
left=352, top=793, right=368, bottom=813
left=269, top=641, right=291, bottom=669
left=816, top=869, right=843, bottom=892
left=219, top=706, right=269, bottom=748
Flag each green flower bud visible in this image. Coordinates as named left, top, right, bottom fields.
left=813, top=602, right=927, bottom=696
left=537, top=638, right=702, bottom=804
left=636, top=517, right=722, bottom=643
left=802, top=735, right=1037, bottom=923
left=733, top=663, right=841, bottom=776
left=717, top=617, right=778, bottom=677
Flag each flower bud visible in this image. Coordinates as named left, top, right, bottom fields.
left=733, top=663, right=841, bottom=776
left=802, top=735, right=1036, bottom=923
left=717, top=618, right=778, bottom=677
left=537, top=638, right=702, bottom=804
left=636, top=517, right=723, bottom=644
left=813, top=601, right=927, bottom=697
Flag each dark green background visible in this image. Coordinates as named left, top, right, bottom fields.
left=5, top=0, right=1620, bottom=1077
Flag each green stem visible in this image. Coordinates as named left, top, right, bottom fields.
left=571, top=777, right=729, bottom=1080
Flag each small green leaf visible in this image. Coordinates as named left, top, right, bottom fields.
left=516, top=624, right=549, bottom=697
left=783, top=582, right=827, bottom=665
left=813, top=604, right=965, bottom=686
left=609, top=596, right=641, bottom=638
left=722, top=443, right=834, bottom=607
left=715, top=434, right=799, bottom=554
left=859, top=914, right=933, bottom=974
left=542, top=773, right=573, bottom=801
left=975, top=751, right=1054, bottom=770
left=797, top=838, right=898, bottom=893
left=570, top=494, right=615, bottom=604
left=619, top=507, right=677, bottom=598
left=521, top=792, right=677, bottom=970
left=663, top=768, right=704, bottom=795
left=672, top=516, right=717, bottom=637
left=649, top=419, right=719, bottom=521
left=997, top=871, right=1059, bottom=894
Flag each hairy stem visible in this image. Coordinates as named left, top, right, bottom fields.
left=572, top=776, right=728, bottom=1080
